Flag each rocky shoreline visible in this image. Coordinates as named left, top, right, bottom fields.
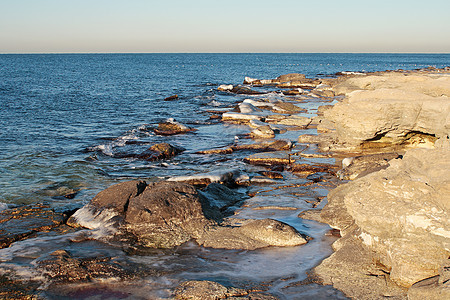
left=306, top=67, right=450, bottom=299
left=0, top=67, right=448, bottom=299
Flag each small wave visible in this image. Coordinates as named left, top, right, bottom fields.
left=0, top=202, right=8, bottom=212
left=70, top=204, right=119, bottom=239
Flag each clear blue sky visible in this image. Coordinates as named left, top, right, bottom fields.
left=1, top=0, right=449, bottom=53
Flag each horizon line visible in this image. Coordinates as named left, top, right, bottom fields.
left=1, top=51, right=450, bottom=55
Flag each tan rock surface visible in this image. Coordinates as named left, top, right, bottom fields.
left=319, top=140, right=450, bottom=289
left=320, top=72, right=450, bottom=150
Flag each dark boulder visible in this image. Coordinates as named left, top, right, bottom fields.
left=136, top=143, right=185, bottom=161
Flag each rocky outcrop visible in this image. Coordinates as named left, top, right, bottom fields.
left=316, top=139, right=450, bottom=296
left=319, top=73, right=450, bottom=150
left=69, top=180, right=308, bottom=250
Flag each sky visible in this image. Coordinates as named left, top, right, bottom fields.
left=0, top=0, right=449, bottom=53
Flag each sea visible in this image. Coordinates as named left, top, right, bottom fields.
left=0, top=53, right=449, bottom=299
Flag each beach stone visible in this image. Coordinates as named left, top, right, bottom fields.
left=250, top=125, right=275, bottom=139
left=137, top=143, right=185, bottom=161
left=164, top=94, right=178, bottom=101
left=197, top=218, right=308, bottom=250
left=273, top=73, right=306, bottom=82
left=271, top=101, right=305, bottom=113
left=244, top=151, right=295, bottom=166
left=218, top=84, right=233, bottom=91
left=233, top=139, right=293, bottom=152
left=231, top=85, right=264, bottom=95
left=154, top=119, right=195, bottom=135
left=0, top=204, right=65, bottom=249
left=275, top=115, right=311, bottom=127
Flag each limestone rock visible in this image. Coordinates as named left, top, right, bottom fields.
left=321, top=143, right=450, bottom=287
left=337, top=152, right=401, bottom=180
left=322, top=73, right=450, bottom=149
left=197, top=218, right=308, bottom=250
left=275, top=115, right=311, bottom=127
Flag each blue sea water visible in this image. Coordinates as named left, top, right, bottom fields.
left=1, top=53, right=448, bottom=206
left=0, top=53, right=449, bottom=298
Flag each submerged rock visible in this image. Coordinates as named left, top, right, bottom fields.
left=0, top=204, right=66, bottom=249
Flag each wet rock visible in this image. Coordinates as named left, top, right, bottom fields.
left=319, top=141, right=450, bottom=288
left=167, top=169, right=241, bottom=187
left=70, top=180, right=306, bottom=251
left=218, top=84, right=233, bottom=91
left=275, top=116, right=311, bottom=127
left=0, top=274, right=40, bottom=299
left=136, top=143, right=185, bottom=161
left=337, top=152, right=402, bottom=180
left=38, top=249, right=139, bottom=283
left=197, top=218, right=308, bottom=250
left=154, top=119, right=196, bottom=135
left=196, top=147, right=234, bottom=155
left=233, top=139, right=293, bottom=152
left=174, top=280, right=244, bottom=300
left=0, top=204, right=65, bottom=249
left=271, top=101, right=305, bottom=114
left=198, top=182, right=246, bottom=215
left=259, top=170, right=283, bottom=179
left=281, top=88, right=304, bottom=95
left=231, top=85, right=264, bottom=95
left=273, top=73, right=306, bottom=83
left=174, top=280, right=279, bottom=300
left=287, top=163, right=336, bottom=176
left=244, top=151, right=295, bottom=166
left=164, top=94, right=179, bottom=101
left=222, top=112, right=264, bottom=123
left=250, top=125, right=276, bottom=139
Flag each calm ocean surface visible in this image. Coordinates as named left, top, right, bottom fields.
left=1, top=53, right=448, bottom=207
left=0, top=53, right=449, bottom=298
